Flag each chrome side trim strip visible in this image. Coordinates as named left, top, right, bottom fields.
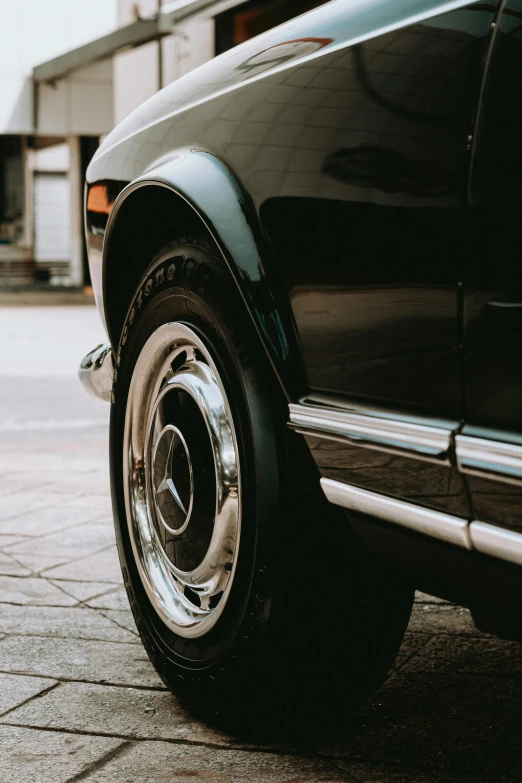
left=470, top=521, right=522, bottom=567
left=456, top=435, right=522, bottom=487
left=320, top=478, right=472, bottom=549
left=289, top=403, right=452, bottom=464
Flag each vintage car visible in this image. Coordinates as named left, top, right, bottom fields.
left=80, top=0, right=522, bottom=725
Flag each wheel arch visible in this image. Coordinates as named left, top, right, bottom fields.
left=99, top=150, right=304, bottom=400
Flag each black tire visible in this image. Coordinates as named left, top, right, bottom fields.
left=110, top=235, right=414, bottom=733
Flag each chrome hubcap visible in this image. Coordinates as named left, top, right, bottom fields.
left=123, top=323, right=241, bottom=638
left=152, top=425, right=193, bottom=536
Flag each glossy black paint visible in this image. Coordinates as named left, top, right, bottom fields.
left=464, top=0, right=522, bottom=528
left=305, top=434, right=470, bottom=518
left=466, top=0, right=522, bottom=432
left=87, top=163, right=306, bottom=400
left=260, top=6, right=498, bottom=418
left=87, top=0, right=496, bottom=412
left=84, top=0, right=522, bottom=576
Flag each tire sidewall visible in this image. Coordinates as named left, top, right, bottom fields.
left=110, top=241, right=283, bottom=689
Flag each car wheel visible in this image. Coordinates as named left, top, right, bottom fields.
left=110, top=235, right=414, bottom=731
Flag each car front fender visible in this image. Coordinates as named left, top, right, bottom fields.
left=87, top=148, right=304, bottom=400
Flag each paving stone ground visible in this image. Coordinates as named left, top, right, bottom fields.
left=1, top=304, right=521, bottom=782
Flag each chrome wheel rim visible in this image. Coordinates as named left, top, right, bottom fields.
left=123, top=322, right=241, bottom=638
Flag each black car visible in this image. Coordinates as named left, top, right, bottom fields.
left=80, top=0, right=522, bottom=726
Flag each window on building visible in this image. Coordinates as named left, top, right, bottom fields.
left=215, top=0, right=328, bottom=55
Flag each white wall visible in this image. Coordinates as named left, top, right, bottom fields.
left=38, top=60, right=114, bottom=136
left=113, top=0, right=160, bottom=125
left=162, top=19, right=215, bottom=86
left=0, top=0, right=118, bottom=133
left=113, top=0, right=214, bottom=125
left=113, top=42, right=160, bottom=126
left=1, top=0, right=217, bottom=134
left=118, top=0, right=160, bottom=25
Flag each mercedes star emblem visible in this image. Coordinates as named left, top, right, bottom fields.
left=152, top=425, right=193, bottom=535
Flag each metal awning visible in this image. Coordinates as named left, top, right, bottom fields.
left=33, top=18, right=168, bottom=84
left=33, top=0, right=245, bottom=84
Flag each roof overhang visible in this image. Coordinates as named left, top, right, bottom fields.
left=33, top=18, right=168, bottom=84
left=33, top=0, right=245, bottom=84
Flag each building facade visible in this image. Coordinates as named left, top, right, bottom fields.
left=1, top=0, right=323, bottom=288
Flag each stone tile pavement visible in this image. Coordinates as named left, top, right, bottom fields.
left=1, top=305, right=522, bottom=782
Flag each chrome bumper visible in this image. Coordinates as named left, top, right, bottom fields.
left=79, top=343, right=114, bottom=403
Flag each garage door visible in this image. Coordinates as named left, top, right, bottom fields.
left=34, top=173, right=70, bottom=264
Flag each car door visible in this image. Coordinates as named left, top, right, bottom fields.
left=459, top=0, right=522, bottom=562
left=257, top=2, right=498, bottom=518
left=260, top=2, right=497, bottom=417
